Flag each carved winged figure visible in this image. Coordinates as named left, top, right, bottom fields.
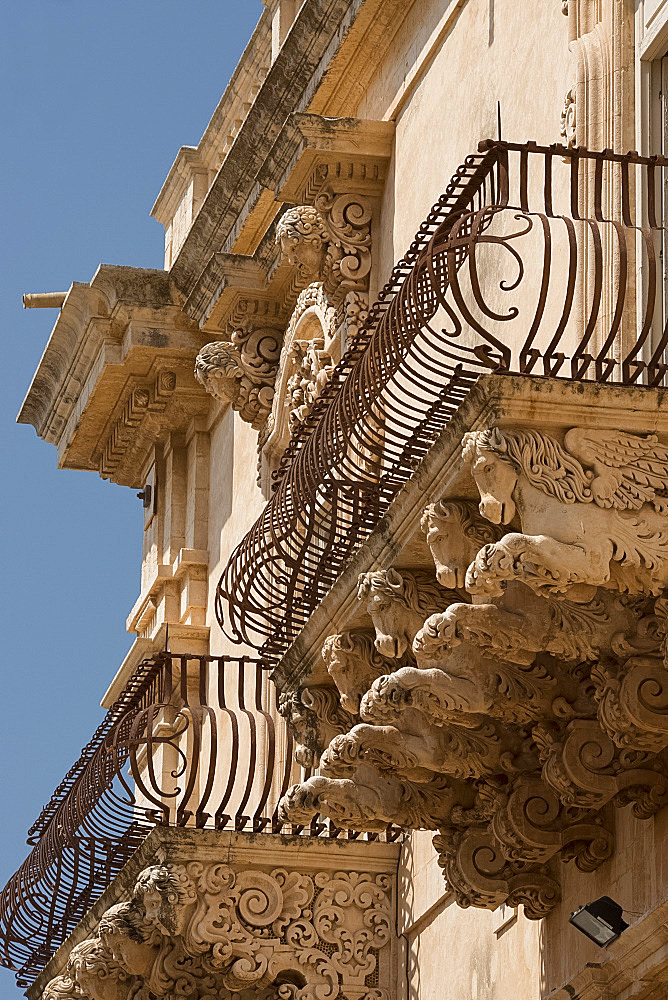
left=462, top=427, right=668, bottom=598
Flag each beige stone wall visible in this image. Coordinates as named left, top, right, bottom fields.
left=399, top=832, right=542, bottom=1000
left=357, top=0, right=572, bottom=282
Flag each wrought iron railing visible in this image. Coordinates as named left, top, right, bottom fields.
left=217, top=138, right=668, bottom=658
left=0, top=652, right=382, bottom=988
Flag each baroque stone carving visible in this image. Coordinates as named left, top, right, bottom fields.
left=560, top=87, right=576, bottom=148
left=462, top=427, right=668, bottom=598
left=42, top=976, right=81, bottom=1000
left=276, top=194, right=372, bottom=304
left=280, top=767, right=465, bottom=832
left=44, top=860, right=394, bottom=1000
left=67, top=938, right=133, bottom=1000
left=195, top=325, right=282, bottom=428
left=322, top=631, right=406, bottom=715
left=280, top=428, right=668, bottom=919
left=278, top=685, right=352, bottom=766
left=357, top=568, right=458, bottom=658
left=286, top=337, right=334, bottom=435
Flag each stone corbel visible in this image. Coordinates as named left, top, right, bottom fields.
left=278, top=685, right=353, bottom=766
left=278, top=420, right=668, bottom=919
left=43, top=857, right=395, bottom=1000
left=275, top=192, right=373, bottom=307
left=357, top=568, right=459, bottom=659
left=195, top=323, right=282, bottom=429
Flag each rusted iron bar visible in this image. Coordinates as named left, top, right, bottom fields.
left=217, top=139, right=668, bottom=658
left=0, top=652, right=375, bottom=988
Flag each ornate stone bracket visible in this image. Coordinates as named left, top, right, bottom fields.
left=195, top=325, right=282, bottom=429
left=279, top=426, right=668, bottom=918
left=41, top=857, right=395, bottom=1000
left=275, top=193, right=372, bottom=306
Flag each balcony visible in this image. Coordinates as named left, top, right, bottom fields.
left=0, top=652, right=396, bottom=989
left=216, top=138, right=668, bottom=660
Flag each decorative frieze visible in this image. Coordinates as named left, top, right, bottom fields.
left=279, top=424, right=668, bottom=919
left=42, top=858, right=395, bottom=1000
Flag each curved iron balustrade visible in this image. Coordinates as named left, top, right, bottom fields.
left=0, top=653, right=383, bottom=988
left=217, top=138, right=668, bottom=659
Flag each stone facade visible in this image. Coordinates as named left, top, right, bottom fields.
left=8, top=2, right=668, bottom=1000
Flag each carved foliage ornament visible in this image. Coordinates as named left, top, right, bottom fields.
left=195, top=325, right=282, bottom=429
left=286, top=337, right=334, bottom=435
left=43, top=861, right=393, bottom=1000
left=279, top=426, right=668, bottom=918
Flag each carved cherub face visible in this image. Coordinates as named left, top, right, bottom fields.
left=133, top=865, right=193, bottom=937
left=276, top=207, right=327, bottom=279
left=98, top=902, right=158, bottom=979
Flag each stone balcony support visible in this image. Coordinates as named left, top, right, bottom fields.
left=31, top=828, right=399, bottom=1000
left=272, top=376, right=668, bottom=919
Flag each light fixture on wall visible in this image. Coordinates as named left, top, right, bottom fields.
left=569, top=896, right=629, bottom=947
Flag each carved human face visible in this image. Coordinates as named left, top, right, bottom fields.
left=471, top=451, right=518, bottom=525
left=279, top=233, right=324, bottom=278
left=138, top=884, right=164, bottom=925
left=101, top=929, right=156, bottom=978
left=424, top=510, right=476, bottom=589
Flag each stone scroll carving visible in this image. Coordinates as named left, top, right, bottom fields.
left=43, top=860, right=394, bottom=1000
left=279, top=427, right=668, bottom=919
left=195, top=325, right=282, bottom=428
left=276, top=194, right=372, bottom=305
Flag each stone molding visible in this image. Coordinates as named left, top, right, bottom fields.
left=35, top=830, right=397, bottom=1000
left=278, top=418, right=668, bottom=918
left=17, top=265, right=208, bottom=482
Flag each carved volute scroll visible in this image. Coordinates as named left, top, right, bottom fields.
left=43, top=858, right=395, bottom=1000
left=276, top=192, right=372, bottom=305
left=279, top=427, right=668, bottom=919
left=195, top=325, right=282, bottom=429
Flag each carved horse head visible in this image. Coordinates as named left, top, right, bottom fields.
left=462, top=428, right=520, bottom=525
left=357, top=569, right=452, bottom=658
left=421, top=499, right=504, bottom=588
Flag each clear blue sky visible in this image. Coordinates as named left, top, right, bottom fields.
left=0, top=2, right=263, bottom=993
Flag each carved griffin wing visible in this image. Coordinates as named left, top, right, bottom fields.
left=564, top=428, right=668, bottom=510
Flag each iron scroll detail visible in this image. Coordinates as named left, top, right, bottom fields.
left=217, top=139, right=668, bottom=659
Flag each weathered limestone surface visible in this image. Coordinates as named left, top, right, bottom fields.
left=31, top=828, right=399, bottom=1000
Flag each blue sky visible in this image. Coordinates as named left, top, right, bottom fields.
left=0, top=2, right=263, bottom=993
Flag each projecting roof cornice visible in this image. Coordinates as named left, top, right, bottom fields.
left=169, top=0, right=407, bottom=309
left=185, top=113, right=394, bottom=331
left=18, top=265, right=209, bottom=485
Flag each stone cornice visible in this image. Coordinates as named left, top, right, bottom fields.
left=17, top=265, right=210, bottom=484
left=169, top=0, right=409, bottom=303
left=150, top=9, right=272, bottom=224
left=184, top=113, right=394, bottom=331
